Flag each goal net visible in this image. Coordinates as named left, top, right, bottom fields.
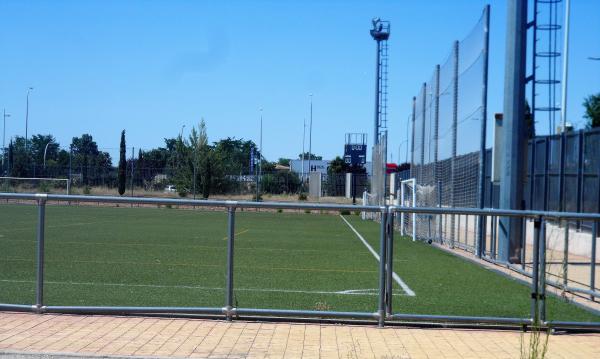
left=361, top=191, right=379, bottom=220
left=0, top=177, right=70, bottom=194
left=399, top=178, right=441, bottom=243
left=399, top=178, right=416, bottom=241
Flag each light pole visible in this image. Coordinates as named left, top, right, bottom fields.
left=308, top=94, right=313, bottom=178
left=560, top=0, right=571, bottom=133
left=25, top=87, right=33, bottom=154
left=43, top=141, right=54, bottom=168
left=3, top=109, right=10, bottom=171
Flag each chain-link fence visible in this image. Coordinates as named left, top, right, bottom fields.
left=408, top=6, right=490, bottom=247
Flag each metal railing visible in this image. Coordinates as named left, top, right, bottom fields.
left=0, top=192, right=599, bottom=330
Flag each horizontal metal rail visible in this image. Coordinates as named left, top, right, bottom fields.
left=389, top=313, right=532, bottom=326
left=1, top=192, right=600, bottom=221
left=0, top=193, right=384, bottom=213
left=0, top=192, right=599, bottom=330
left=0, top=303, right=37, bottom=312
left=44, top=306, right=225, bottom=315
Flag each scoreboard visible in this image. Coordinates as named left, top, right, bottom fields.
left=344, top=144, right=366, bottom=167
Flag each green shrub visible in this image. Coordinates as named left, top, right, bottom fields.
left=339, top=210, right=350, bottom=215
left=298, top=193, right=308, bottom=201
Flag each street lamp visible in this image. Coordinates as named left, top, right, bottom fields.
left=43, top=141, right=55, bottom=168
left=3, top=109, right=10, bottom=170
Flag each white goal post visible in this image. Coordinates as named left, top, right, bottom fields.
left=0, top=177, right=70, bottom=194
left=400, top=178, right=417, bottom=241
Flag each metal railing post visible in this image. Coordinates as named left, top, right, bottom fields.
left=225, top=206, right=236, bottom=320
left=378, top=209, right=388, bottom=327
left=385, top=209, right=394, bottom=317
left=539, top=218, right=547, bottom=322
left=591, top=221, right=597, bottom=301
left=531, top=217, right=541, bottom=325
left=35, top=195, right=47, bottom=313
left=563, top=221, right=570, bottom=291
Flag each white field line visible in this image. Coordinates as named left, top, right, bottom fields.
left=339, top=215, right=416, bottom=297
left=0, top=279, right=407, bottom=297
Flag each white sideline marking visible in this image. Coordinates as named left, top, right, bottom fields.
left=339, top=215, right=416, bottom=297
left=0, top=279, right=408, bottom=297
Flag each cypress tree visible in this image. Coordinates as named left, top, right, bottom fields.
left=118, top=130, right=126, bottom=195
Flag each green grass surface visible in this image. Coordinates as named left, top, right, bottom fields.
left=0, top=203, right=597, bottom=322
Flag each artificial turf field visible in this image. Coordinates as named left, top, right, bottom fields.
left=0, top=203, right=597, bottom=322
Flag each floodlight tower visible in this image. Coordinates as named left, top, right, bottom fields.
left=370, top=18, right=390, bottom=146
left=370, top=18, right=390, bottom=205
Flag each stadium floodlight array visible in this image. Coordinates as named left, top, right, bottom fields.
left=0, top=177, right=70, bottom=195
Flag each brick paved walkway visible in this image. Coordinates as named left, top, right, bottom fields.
left=0, top=312, right=599, bottom=358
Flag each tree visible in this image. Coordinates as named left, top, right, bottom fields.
left=30, top=135, right=59, bottom=167
left=583, top=93, right=600, bottom=128
left=70, top=134, right=109, bottom=185
left=7, top=140, right=14, bottom=175
left=277, top=158, right=290, bottom=167
left=9, top=137, right=31, bottom=177
left=196, top=119, right=212, bottom=198
left=327, top=156, right=348, bottom=174
left=118, top=130, right=126, bottom=195
left=524, top=100, right=535, bottom=138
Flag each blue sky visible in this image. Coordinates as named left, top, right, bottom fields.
left=1, top=0, right=599, bottom=163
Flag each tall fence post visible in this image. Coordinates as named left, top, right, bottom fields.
left=450, top=40, right=459, bottom=249
left=420, top=83, right=427, bottom=183
left=576, top=131, right=584, bottom=230
left=558, top=132, right=566, bottom=213
left=35, top=195, right=47, bottom=313
left=378, top=209, right=388, bottom=327
left=410, top=96, right=416, bottom=180
left=531, top=217, right=541, bottom=326
left=438, top=180, right=443, bottom=244
left=476, top=4, right=490, bottom=259
left=225, top=206, right=236, bottom=321
left=433, top=64, right=441, bottom=244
